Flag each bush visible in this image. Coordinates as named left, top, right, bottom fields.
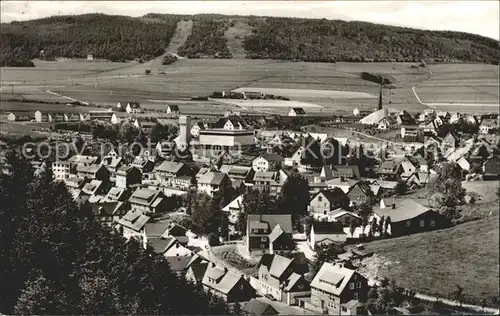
left=145, top=69, right=151, bottom=75
left=208, top=233, right=220, bottom=247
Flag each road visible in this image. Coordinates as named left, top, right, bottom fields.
left=415, top=293, right=500, bottom=314
left=255, top=296, right=319, bottom=315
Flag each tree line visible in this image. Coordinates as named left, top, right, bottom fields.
left=177, top=17, right=232, bottom=58
left=1, top=14, right=179, bottom=66
left=243, top=17, right=500, bottom=63
left=0, top=150, right=236, bottom=314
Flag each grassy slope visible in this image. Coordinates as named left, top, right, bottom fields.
left=361, top=216, right=499, bottom=303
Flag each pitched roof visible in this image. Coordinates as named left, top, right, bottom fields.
left=202, top=263, right=245, bottom=294
left=373, top=199, right=433, bottom=222
left=312, top=222, right=344, bottom=234
left=156, top=161, right=186, bottom=174
left=247, top=214, right=293, bottom=234
left=198, top=171, right=228, bottom=186
left=291, top=107, right=306, bottom=114
left=315, top=188, right=348, bottom=203
left=268, top=254, right=293, bottom=278
left=166, top=255, right=193, bottom=272
left=310, top=262, right=357, bottom=296
left=168, top=104, right=180, bottom=111
left=144, top=222, right=170, bottom=238
left=116, top=210, right=150, bottom=232
left=244, top=299, right=278, bottom=316
left=258, top=153, right=284, bottom=163
left=188, top=262, right=209, bottom=283
left=268, top=224, right=286, bottom=243
left=148, top=237, right=176, bottom=254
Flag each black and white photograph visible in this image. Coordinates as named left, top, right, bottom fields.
left=0, top=1, right=499, bottom=314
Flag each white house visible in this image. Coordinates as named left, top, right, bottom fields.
left=126, top=102, right=142, bottom=114
left=252, top=154, right=284, bottom=172
left=197, top=171, right=231, bottom=196
left=288, top=107, right=306, bottom=116
left=222, top=194, right=244, bottom=224
left=34, top=110, right=44, bottom=122
left=167, top=104, right=180, bottom=116
left=352, top=108, right=360, bottom=116
left=190, top=122, right=206, bottom=138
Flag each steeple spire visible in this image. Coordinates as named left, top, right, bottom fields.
left=378, top=86, right=383, bottom=110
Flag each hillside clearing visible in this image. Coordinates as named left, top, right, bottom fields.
left=359, top=217, right=499, bottom=305
left=224, top=18, right=254, bottom=58
left=165, top=20, right=194, bottom=54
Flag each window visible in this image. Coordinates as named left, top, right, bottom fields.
left=261, top=237, right=267, bottom=242
left=430, top=220, right=436, bottom=227
left=318, top=196, right=323, bottom=202
left=356, top=282, right=361, bottom=288
left=324, top=211, right=327, bottom=215
left=354, top=292, right=359, bottom=299
left=406, top=220, right=411, bottom=227
left=349, top=282, right=355, bottom=290
left=420, top=220, right=425, bottom=227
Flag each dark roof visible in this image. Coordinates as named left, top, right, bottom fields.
left=291, top=107, right=306, bottom=114
left=373, top=199, right=434, bottom=222
left=189, top=262, right=209, bottom=283
left=168, top=104, right=180, bottom=111
left=244, top=299, right=278, bottom=316
left=316, top=188, right=348, bottom=203
left=166, top=255, right=193, bottom=272
left=247, top=214, right=293, bottom=234
left=259, top=153, right=284, bottom=163
left=312, top=221, right=344, bottom=234
left=148, top=237, right=176, bottom=254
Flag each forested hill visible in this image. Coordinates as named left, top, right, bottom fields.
left=243, top=17, right=500, bottom=63
left=0, top=14, right=179, bottom=67
left=1, top=13, right=499, bottom=67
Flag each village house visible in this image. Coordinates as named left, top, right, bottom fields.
left=166, top=104, right=180, bottom=116
left=91, top=200, right=127, bottom=226
left=197, top=171, right=232, bottom=196
left=308, top=222, right=347, bottom=249
left=129, top=188, right=170, bottom=214
left=219, top=165, right=255, bottom=187
left=166, top=256, right=197, bottom=276
left=52, top=161, right=72, bottom=181
left=372, top=199, right=445, bottom=237
left=101, top=156, right=123, bottom=177
left=76, top=164, right=110, bottom=182
left=246, top=214, right=294, bottom=256
left=252, top=170, right=288, bottom=197
left=185, top=261, right=209, bottom=285
left=88, top=110, right=115, bottom=122
left=115, top=210, right=151, bottom=240
left=7, top=111, right=34, bottom=121
left=304, top=263, right=368, bottom=315
left=81, top=179, right=106, bottom=196
left=155, top=141, right=176, bottom=159
left=252, top=154, right=285, bottom=172
left=148, top=236, right=192, bottom=257
left=308, top=189, right=350, bottom=217
left=222, top=194, right=244, bottom=224
left=321, top=165, right=361, bottom=180
left=288, top=107, right=306, bottom=116
left=483, top=156, right=500, bottom=180
left=115, top=165, right=142, bottom=189
left=243, top=299, right=279, bottom=316
left=346, top=182, right=373, bottom=207
left=103, top=186, right=131, bottom=202
left=126, top=101, right=142, bottom=114
left=201, top=263, right=256, bottom=302
left=256, top=254, right=311, bottom=305
left=165, top=223, right=189, bottom=245
left=314, top=209, right=362, bottom=227
left=190, top=121, right=207, bottom=138
left=68, top=155, right=101, bottom=167
left=131, top=156, right=155, bottom=174
left=155, top=161, right=193, bottom=185
left=479, top=119, right=498, bottom=134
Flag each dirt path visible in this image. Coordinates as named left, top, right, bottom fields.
left=224, top=18, right=253, bottom=58
left=166, top=20, right=193, bottom=55
left=415, top=293, right=499, bottom=314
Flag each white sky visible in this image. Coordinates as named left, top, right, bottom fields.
left=1, top=1, right=499, bottom=40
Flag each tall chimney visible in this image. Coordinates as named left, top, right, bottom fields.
left=392, top=196, right=396, bottom=209
left=378, top=86, right=383, bottom=110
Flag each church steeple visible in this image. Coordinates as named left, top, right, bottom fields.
left=378, top=86, right=383, bottom=110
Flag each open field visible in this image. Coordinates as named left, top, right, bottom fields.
left=232, top=87, right=375, bottom=98
left=0, top=100, right=102, bottom=114
left=416, top=64, right=499, bottom=108
left=360, top=217, right=499, bottom=304
left=1, top=58, right=498, bottom=116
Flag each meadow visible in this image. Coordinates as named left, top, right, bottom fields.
left=1, top=57, right=498, bottom=116
left=361, top=216, right=499, bottom=304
